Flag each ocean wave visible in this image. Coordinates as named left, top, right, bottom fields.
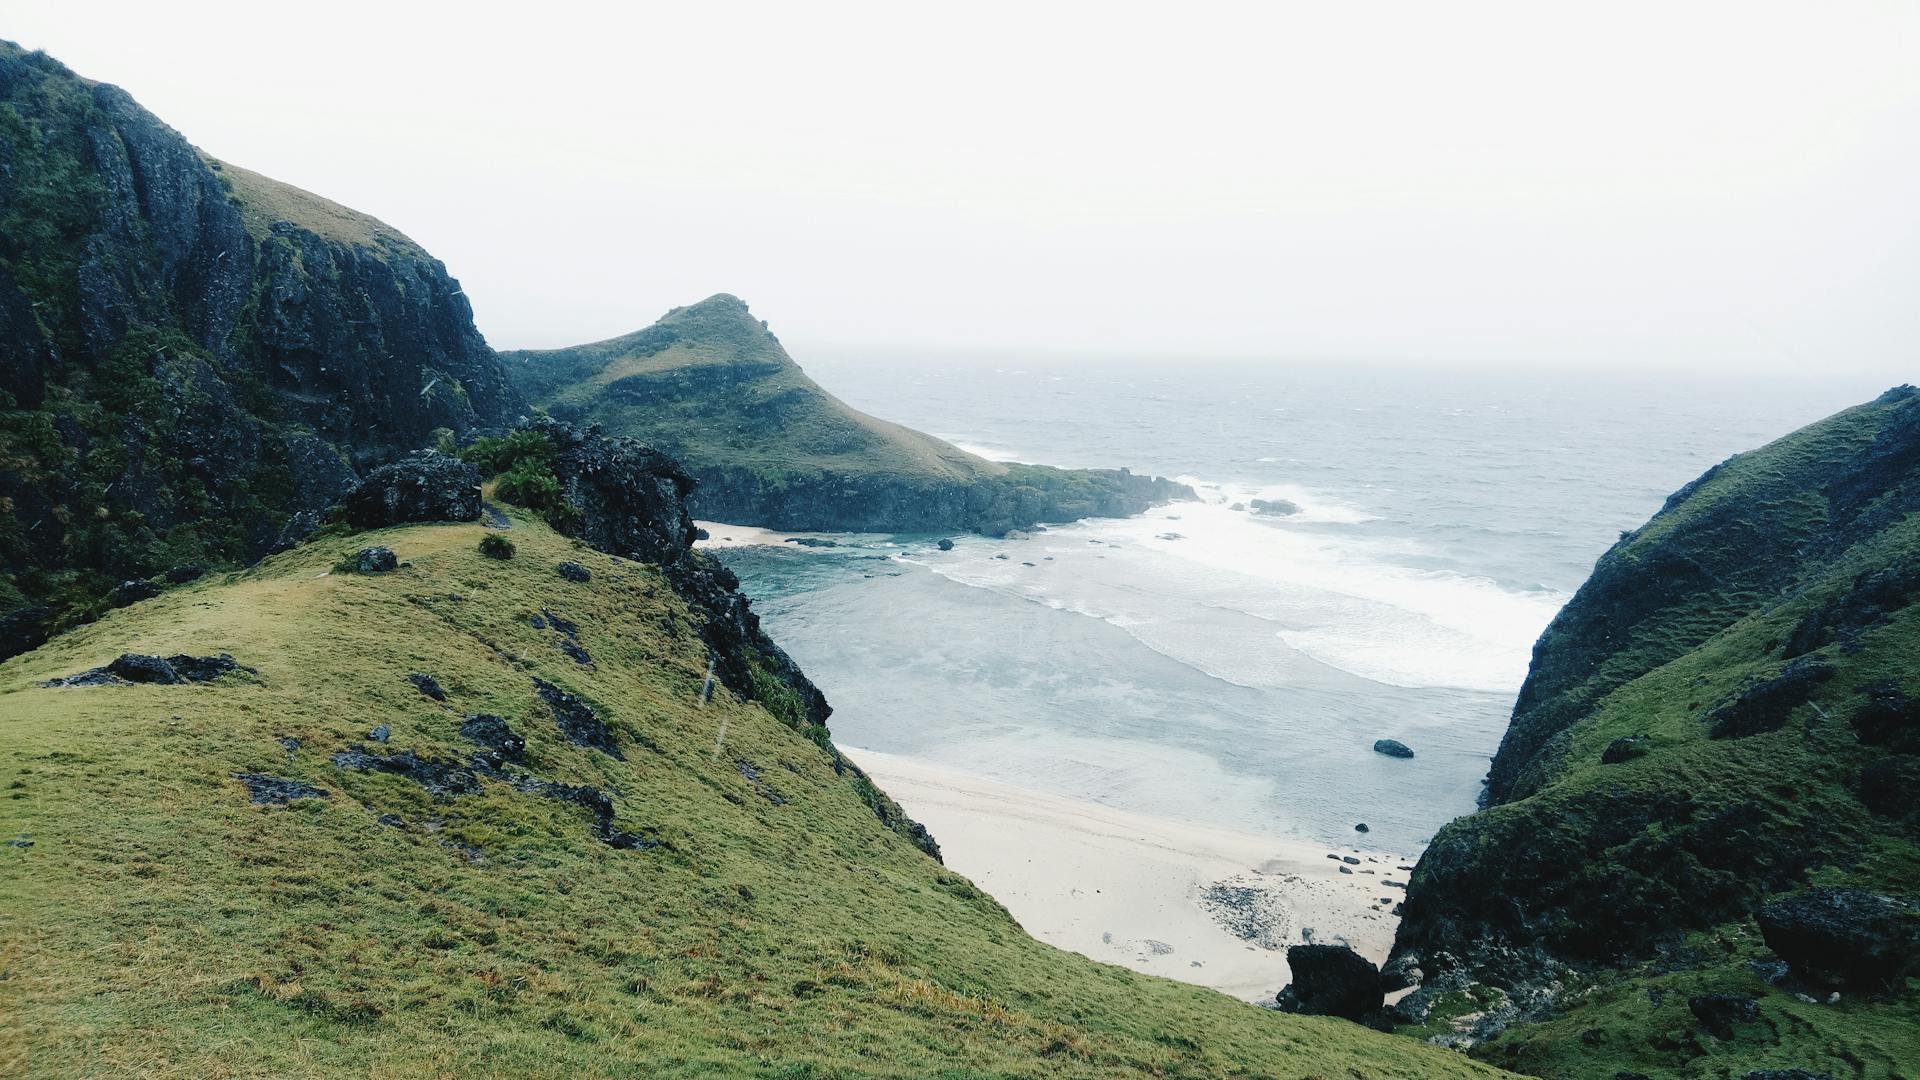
left=904, top=487, right=1564, bottom=693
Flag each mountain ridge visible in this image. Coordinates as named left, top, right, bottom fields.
left=502, top=294, right=1195, bottom=535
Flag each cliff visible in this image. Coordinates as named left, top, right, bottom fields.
left=1385, top=386, right=1920, bottom=1077
left=500, top=294, right=1192, bottom=534
left=0, top=43, right=523, bottom=657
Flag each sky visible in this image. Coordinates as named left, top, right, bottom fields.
left=7, top=1, right=1920, bottom=375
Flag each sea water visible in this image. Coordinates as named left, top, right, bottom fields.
left=714, top=358, right=1896, bottom=853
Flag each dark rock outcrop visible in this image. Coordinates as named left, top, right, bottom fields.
left=1274, top=944, right=1383, bottom=1019
left=532, top=677, right=623, bottom=760
left=1372, top=739, right=1415, bottom=759
left=555, top=561, right=592, bottom=583
left=408, top=673, right=447, bottom=701
left=108, top=579, right=163, bottom=607
left=1756, top=888, right=1919, bottom=990
left=233, top=774, right=328, bottom=804
left=1600, top=736, right=1651, bottom=763
left=340, top=451, right=482, bottom=528
left=352, top=547, right=398, bottom=573
left=1688, top=992, right=1760, bottom=1038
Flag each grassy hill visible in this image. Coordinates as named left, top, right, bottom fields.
left=0, top=509, right=1501, bottom=1078
left=502, top=296, right=1191, bottom=535
left=1388, top=387, right=1920, bottom=1077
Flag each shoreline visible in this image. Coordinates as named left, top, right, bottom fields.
left=845, top=746, right=1412, bottom=1002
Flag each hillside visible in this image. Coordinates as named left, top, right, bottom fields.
left=0, top=504, right=1500, bottom=1078
left=1384, top=387, right=1920, bottom=1077
left=0, top=42, right=523, bottom=659
left=501, top=295, right=1191, bottom=534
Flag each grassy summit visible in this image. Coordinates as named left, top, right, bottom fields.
left=0, top=510, right=1500, bottom=1078
left=502, top=296, right=1192, bottom=534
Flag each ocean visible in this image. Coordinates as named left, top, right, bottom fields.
left=713, top=358, right=1898, bottom=854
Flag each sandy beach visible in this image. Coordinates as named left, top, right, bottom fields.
left=694, top=520, right=840, bottom=550
left=846, top=747, right=1413, bottom=1003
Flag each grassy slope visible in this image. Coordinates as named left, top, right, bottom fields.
left=0, top=511, right=1501, bottom=1079
left=1395, top=390, right=1920, bottom=1077
left=213, top=158, right=419, bottom=256
left=505, top=295, right=1005, bottom=486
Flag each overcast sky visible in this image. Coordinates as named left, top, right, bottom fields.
left=9, top=2, right=1919, bottom=374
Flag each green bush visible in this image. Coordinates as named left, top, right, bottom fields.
left=478, top=534, right=515, bottom=560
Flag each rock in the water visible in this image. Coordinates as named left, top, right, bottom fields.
left=408, top=673, right=447, bottom=701
left=555, top=561, right=592, bottom=583
left=1756, top=888, right=1919, bottom=989
left=353, top=547, right=398, bottom=573
left=1688, top=992, right=1760, bottom=1038
left=1274, top=943, right=1383, bottom=1019
left=1372, top=739, right=1415, bottom=759
left=340, top=450, right=482, bottom=528
left=108, top=579, right=162, bottom=607
left=1250, top=498, right=1301, bottom=516
left=784, top=537, right=837, bottom=548
left=1601, top=735, right=1651, bottom=763
left=936, top=538, right=955, bottom=551
left=1354, top=822, right=1370, bottom=833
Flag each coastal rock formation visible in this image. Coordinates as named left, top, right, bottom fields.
left=500, top=294, right=1192, bottom=535
left=0, top=42, right=523, bottom=657
left=1387, top=386, right=1920, bottom=1077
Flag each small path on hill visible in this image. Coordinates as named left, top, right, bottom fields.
left=482, top=503, right=512, bottom=528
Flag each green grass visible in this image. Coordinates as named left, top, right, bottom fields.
left=213, top=159, right=420, bottom=256
left=0, top=511, right=1504, bottom=1078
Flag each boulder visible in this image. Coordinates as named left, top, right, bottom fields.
left=1849, top=683, right=1919, bottom=754
left=1756, top=888, right=1919, bottom=989
left=353, top=547, right=399, bottom=573
left=408, top=673, right=447, bottom=701
left=1250, top=498, right=1301, bottom=516
left=1274, top=944, right=1383, bottom=1019
left=107, top=654, right=183, bottom=684
left=108, top=579, right=163, bottom=607
left=1602, top=735, right=1651, bottom=763
left=340, top=450, right=482, bottom=528
left=163, top=565, right=206, bottom=584
left=1372, top=739, right=1415, bottom=759
left=1688, top=992, right=1760, bottom=1038
left=556, top=561, right=593, bottom=583
left=937, top=538, right=955, bottom=551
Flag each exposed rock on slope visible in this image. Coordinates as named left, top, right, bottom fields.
left=0, top=42, right=522, bottom=656
left=1387, top=386, right=1920, bottom=1078
left=501, top=294, right=1191, bottom=534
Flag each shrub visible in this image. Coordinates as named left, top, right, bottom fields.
left=478, top=534, right=515, bottom=560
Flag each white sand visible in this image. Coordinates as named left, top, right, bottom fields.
left=846, top=747, right=1412, bottom=1002
left=693, top=521, right=813, bottom=549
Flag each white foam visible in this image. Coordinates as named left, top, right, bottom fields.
left=912, top=481, right=1565, bottom=693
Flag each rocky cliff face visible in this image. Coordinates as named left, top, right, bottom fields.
left=502, top=294, right=1193, bottom=535
left=0, top=43, right=522, bottom=655
left=1385, top=386, right=1920, bottom=1077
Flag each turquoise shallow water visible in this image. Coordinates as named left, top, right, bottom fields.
left=715, top=359, right=1897, bottom=852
